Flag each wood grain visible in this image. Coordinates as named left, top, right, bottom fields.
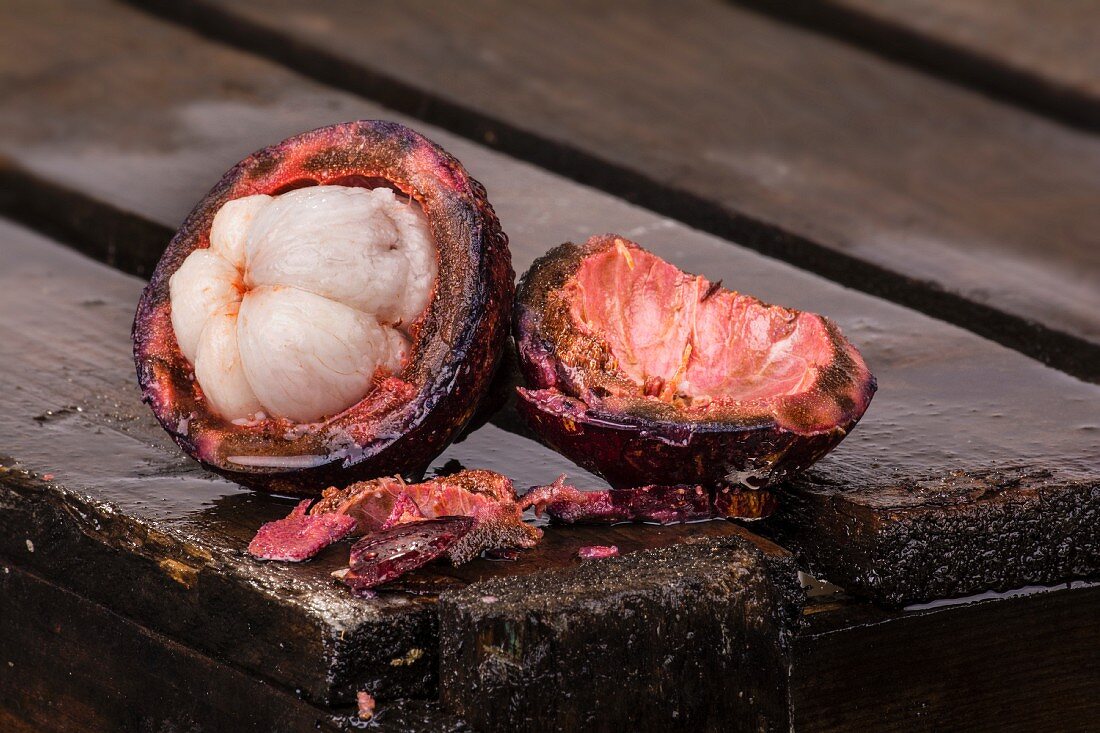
left=1, top=3, right=1099, bottom=726
left=791, top=583, right=1100, bottom=732
left=129, top=0, right=1100, bottom=380
left=440, top=535, right=803, bottom=732
left=0, top=563, right=473, bottom=732
left=737, top=0, right=1100, bottom=132
left=0, top=565, right=346, bottom=732
left=2, top=0, right=1098, bottom=608
left=764, top=467, right=1100, bottom=605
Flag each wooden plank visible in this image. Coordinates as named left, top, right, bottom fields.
left=439, top=524, right=1098, bottom=733
left=790, top=583, right=1100, bottom=732
left=0, top=562, right=471, bottom=732
left=737, top=0, right=1100, bottom=132
left=2, top=0, right=1098, bottom=603
left=439, top=534, right=802, bottom=732
left=0, top=564, right=346, bottom=732
left=13, top=558, right=1092, bottom=733
left=128, top=0, right=1100, bottom=381
left=765, top=467, right=1100, bottom=604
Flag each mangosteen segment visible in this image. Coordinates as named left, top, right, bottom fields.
left=169, top=185, right=434, bottom=424
left=513, top=235, right=876, bottom=490
left=133, top=121, right=513, bottom=494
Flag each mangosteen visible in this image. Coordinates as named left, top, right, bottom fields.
left=133, top=121, right=512, bottom=494
left=513, top=235, right=876, bottom=491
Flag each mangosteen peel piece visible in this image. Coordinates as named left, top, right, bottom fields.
left=513, top=235, right=876, bottom=490
left=522, top=476, right=715, bottom=523
left=133, top=121, right=513, bottom=494
left=341, top=516, right=477, bottom=591
left=522, top=475, right=777, bottom=522
left=247, top=499, right=358, bottom=562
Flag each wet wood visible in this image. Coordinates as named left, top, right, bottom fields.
left=764, top=467, right=1100, bottom=605
left=737, top=0, right=1100, bottom=132
left=0, top=564, right=346, bottom=732
left=0, top=562, right=471, bottom=732
left=440, top=535, right=803, bottom=732
left=130, top=0, right=1100, bottom=380
left=791, top=583, right=1100, bottom=732
left=1, top=1, right=1099, bottom=726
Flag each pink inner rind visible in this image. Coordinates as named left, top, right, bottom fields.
left=512, top=234, right=876, bottom=489
left=517, top=235, right=875, bottom=436
left=569, top=244, right=834, bottom=404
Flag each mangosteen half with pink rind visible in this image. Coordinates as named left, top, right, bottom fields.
left=513, top=234, right=876, bottom=493
left=133, top=121, right=513, bottom=494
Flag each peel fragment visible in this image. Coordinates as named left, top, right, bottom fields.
left=248, top=470, right=544, bottom=590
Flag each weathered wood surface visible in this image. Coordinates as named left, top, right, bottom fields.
left=0, top=561, right=471, bottom=732
left=791, top=582, right=1100, bottom=732
left=737, top=0, right=1100, bottom=132
left=0, top=564, right=348, bottom=732
left=440, top=535, right=803, bottom=732
left=1, top=2, right=1099, bottom=727
left=1, top=0, right=1097, bottom=602
left=130, top=0, right=1100, bottom=380
left=438, top=566, right=1100, bottom=733
left=765, top=466, right=1100, bottom=605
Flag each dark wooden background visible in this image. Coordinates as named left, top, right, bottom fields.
left=1, top=1, right=1097, bottom=731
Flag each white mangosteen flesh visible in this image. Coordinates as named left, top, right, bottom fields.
left=169, top=186, right=437, bottom=423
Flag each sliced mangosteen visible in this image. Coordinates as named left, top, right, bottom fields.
left=133, top=121, right=513, bottom=494
left=513, top=234, right=876, bottom=492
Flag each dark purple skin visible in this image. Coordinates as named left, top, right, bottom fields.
left=513, top=235, right=877, bottom=492
left=523, top=479, right=777, bottom=522
left=524, top=481, right=713, bottom=524
left=339, top=516, right=475, bottom=591
left=132, top=121, right=513, bottom=495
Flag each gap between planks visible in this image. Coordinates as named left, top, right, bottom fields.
left=731, top=0, right=1100, bottom=135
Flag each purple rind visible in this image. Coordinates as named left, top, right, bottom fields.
left=341, top=516, right=476, bottom=591
left=132, top=121, right=513, bottom=494
left=545, top=484, right=712, bottom=524
left=512, top=235, right=876, bottom=490
left=524, top=479, right=777, bottom=522
left=516, top=387, right=848, bottom=491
